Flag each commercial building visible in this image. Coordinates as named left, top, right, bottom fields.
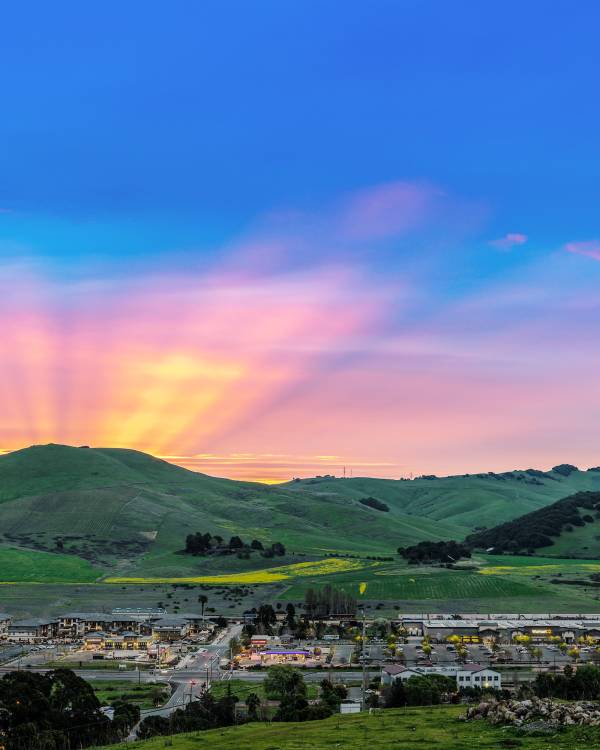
left=83, top=631, right=154, bottom=651
left=8, top=618, right=59, bottom=642
left=396, top=615, right=600, bottom=644
left=381, top=663, right=502, bottom=690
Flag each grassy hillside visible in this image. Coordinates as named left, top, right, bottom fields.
left=105, top=705, right=600, bottom=750
left=0, top=445, right=598, bottom=585
left=284, top=466, right=600, bottom=529
left=467, top=490, right=600, bottom=558
left=0, top=444, right=462, bottom=579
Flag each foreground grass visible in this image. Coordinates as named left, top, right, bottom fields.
left=103, top=705, right=600, bottom=749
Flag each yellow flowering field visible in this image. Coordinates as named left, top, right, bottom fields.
left=480, top=562, right=600, bottom=576
left=104, top=557, right=368, bottom=585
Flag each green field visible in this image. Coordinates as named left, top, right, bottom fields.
left=87, top=680, right=170, bottom=708
left=105, top=704, right=600, bottom=750
left=278, top=555, right=600, bottom=613
left=0, top=547, right=101, bottom=583
left=284, top=569, right=539, bottom=600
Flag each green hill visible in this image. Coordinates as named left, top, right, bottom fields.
left=0, top=445, right=599, bottom=581
left=466, top=487, right=600, bottom=558
left=283, top=465, right=600, bottom=529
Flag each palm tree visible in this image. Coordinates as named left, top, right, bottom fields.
left=198, top=594, right=208, bottom=619
left=245, top=692, right=261, bottom=721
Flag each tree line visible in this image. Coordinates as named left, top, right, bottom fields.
left=397, top=540, right=471, bottom=564
left=466, top=491, right=600, bottom=554
left=0, top=669, right=140, bottom=750
left=534, top=664, right=600, bottom=700
left=184, top=532, right=285, bottom=558
left=137, top=667, right=348, bottom=738
left=304, top=584, right=356, bottom=618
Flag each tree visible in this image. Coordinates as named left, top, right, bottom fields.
left=112, top=700, right=141, bottom=737
left=285, top=602, right=296, bottom=628
left=250, top=539, right=264, bottom=550
left=271, top=542, right=286, bottom=556
left=319, top=679, right=347, bottom=711
left=256, top=604, right=276, bottom=632
left=0, top=668, right=112, bottom=749
left=198, top=594, right=208, bottom=618
left=245, top=692, right=261, bottom=721
left=530, top=646, right=543, bottom=663
left=264, top=666, right=307, bottom=701
left=229, top=536, right=244, bottom=550
left=404, top=674, right=456, bottom=706
left=137, top=715, right=171, bottom=739
left=383, top=678, right=408, bottom=707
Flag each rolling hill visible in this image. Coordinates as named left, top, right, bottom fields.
left=466, top=487, right=600, bottom=558
left=0, top=445, right=599, bottom=580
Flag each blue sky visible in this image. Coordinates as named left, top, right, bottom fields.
left=2, top=1, right=599, bottom=239
left=1, top=1, right=599, bottom=480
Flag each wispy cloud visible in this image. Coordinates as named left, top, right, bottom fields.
left=337, top=181, right=439, bottom=241
left=565, top=240, right=600, bottom=261
left=2, top=183, right=600, bottom=481
left=489, top=232, right=528, bottom=250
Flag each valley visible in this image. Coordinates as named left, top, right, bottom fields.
left=2, top=445, right=600, bottom=618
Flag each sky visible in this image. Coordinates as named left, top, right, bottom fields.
left=1, top=1, right=599, bottom=482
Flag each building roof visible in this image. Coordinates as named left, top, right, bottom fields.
left=10, top=618, right=56, bottom=627
left=383, top=665, right=411, bottom=675
left=63, top=612, right=113, bottom=621
left=262, top=650, right=310, bottom=655
left=152, top=617, right=187, bottom=628
left=460, top=663, right=497, bottom=673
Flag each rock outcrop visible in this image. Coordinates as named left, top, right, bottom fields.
left=462, top=697, right=600, bottom=727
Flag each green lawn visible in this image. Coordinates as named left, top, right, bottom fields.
left=87, top=680, right=170, bottom=709
left=106, top=704, right=600, bottom=749
left=0, top=547, right=101, bottom=583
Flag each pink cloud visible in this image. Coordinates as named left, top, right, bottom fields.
left=338, top=181, right=438, bottom=241
left=565, top=240, right=600, bottom=261
left=489, top=232, right=528, bottom=250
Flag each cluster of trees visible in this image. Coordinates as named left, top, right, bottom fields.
left=304, top=584, right=357, bottom=618
left=397, top=540, right=471, bottom=564
left=382, top=674, right=457, bottom=707
left=534, top=664, right=600, bottom=699
left=138, top=667, right=347, bottom=738
left=184, top=532, right=285, bottom=558
left=138, top=686, right=238, bottom=739
left=0, top=669, right=140, bottom=750
left=359, top=497, right=389, bottom=512
left=265, top=667, right=347, bottom=722
left=466, top=491, right=600, bottom=554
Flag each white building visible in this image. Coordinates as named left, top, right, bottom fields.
left=381, top=663, right=501, bottom=690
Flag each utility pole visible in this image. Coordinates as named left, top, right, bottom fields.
left=361, top=607, right=367, bottom=711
